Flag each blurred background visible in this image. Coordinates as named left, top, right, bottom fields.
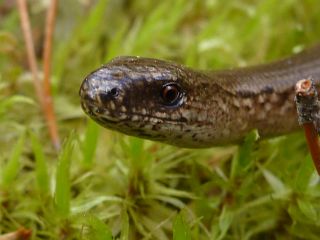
left=1, top=0, right=320, bottom=239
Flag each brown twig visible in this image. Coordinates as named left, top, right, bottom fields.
left=0, top=227, right=32, bottom=240
left=17, top=0, right=60, bottom=150
left=302, top=122, right=320, bottom=174
left=42, top=0, right=60, bottom=149
left=16, top=0, right=43, bottom=102
left=295, top=78, right=320, bottom=175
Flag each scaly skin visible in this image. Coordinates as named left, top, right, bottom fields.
left=79, top=45, right=320, bottom=148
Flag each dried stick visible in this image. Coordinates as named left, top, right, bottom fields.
left=42, top=0, right=60, bottom=149
left=16, top=0, right=43, bottom=102
left=0, top=227, right=32, bottom=240
left=17, top=0, right=60, bottom=150
left=295, top=78, right=320, bottom=175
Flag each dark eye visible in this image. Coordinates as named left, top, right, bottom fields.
left=110, top=87, right=119, bottom=97
left=161, top=83, right=182, bottom=106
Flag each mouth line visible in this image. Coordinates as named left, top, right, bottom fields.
left=94, top=115, right=120, bottom=124
left=97, top=112, right=181, bottom=124
left=81, top=101, right=185, bottom=124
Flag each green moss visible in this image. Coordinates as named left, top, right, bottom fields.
left=1, top=0, right=320, bottom=239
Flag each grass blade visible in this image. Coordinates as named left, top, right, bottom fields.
left=231, top=130, right=259, bottom=179
left=173, top=213, right=191, bottom=240
left=54, top=132, right=75, bottom=218
left=0, top=95, right=34, bottom=117
left=120, top=210, right=130, bottom=240
left=261, top=167, right=287, bottom=194
left=85, top=215, right=113, bottom=240
left=1, top=132, right=25, bottom=187
left=294, top=155, right=314, bottom=192
left=217, top=206, right=234, bottom=240
left=82, top=119, right=100, bottom=167
left=29, top=131, right=49, bottom=194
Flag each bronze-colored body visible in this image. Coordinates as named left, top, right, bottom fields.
left=79, top=45, right=320, bottom=147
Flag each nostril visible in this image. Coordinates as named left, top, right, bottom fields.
left=99, top=88, right=120, bottom=103
left=99, top=92, right=111, bottom=102
left=110, top=88, right=119, bottom=97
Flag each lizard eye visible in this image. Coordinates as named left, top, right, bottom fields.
left=110, top=87, right=119, bottom=97
left=161, top=83, right=182, bottom=106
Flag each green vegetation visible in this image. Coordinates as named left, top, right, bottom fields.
left=1, top=0, right=320, bottom=239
